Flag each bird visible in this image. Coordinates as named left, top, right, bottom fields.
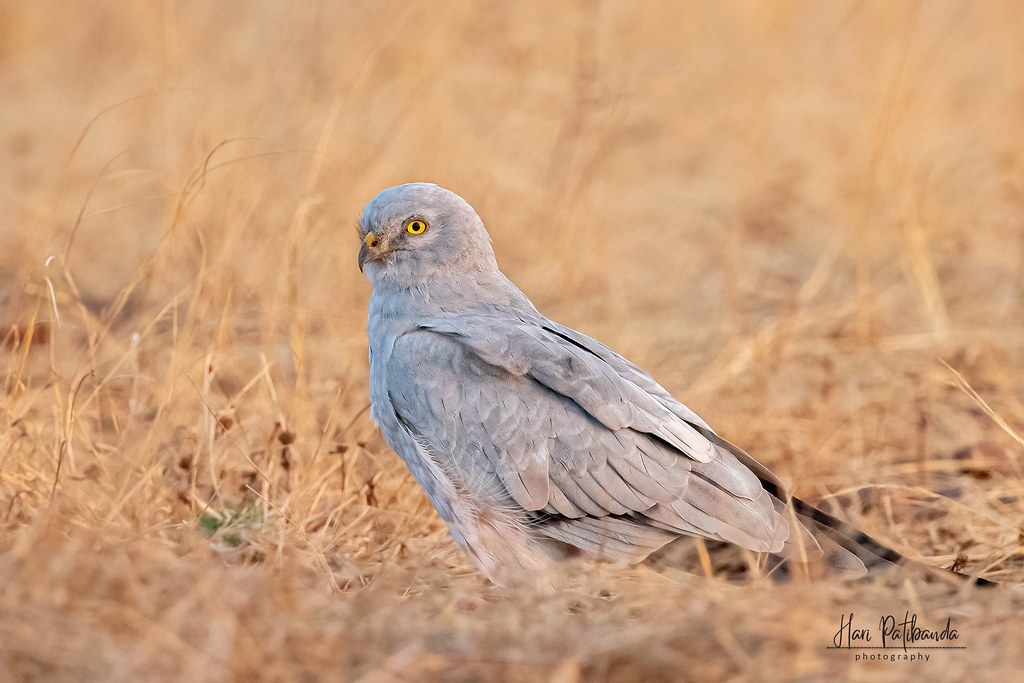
left=357, top=182, right=993, bottom=587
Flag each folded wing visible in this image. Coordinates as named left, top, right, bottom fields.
left=387, top=312, right=798, bottom=560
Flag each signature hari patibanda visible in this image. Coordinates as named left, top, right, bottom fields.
left=833, top=611, right=961, bottom=651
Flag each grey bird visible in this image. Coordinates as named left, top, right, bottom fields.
left=358, top=182, right=991, bottom=587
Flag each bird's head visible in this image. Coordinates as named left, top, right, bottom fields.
left=357, top=183, right=498, bottom=285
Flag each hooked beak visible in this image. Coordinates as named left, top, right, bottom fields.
left=358, top=231, right=380, bottom=272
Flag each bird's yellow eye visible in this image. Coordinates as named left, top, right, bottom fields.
left=405, top=219, right=428, bottom=235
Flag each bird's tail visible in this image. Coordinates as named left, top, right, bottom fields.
left=789, top=494, right=997, bottom=586
left=692, top=426, right=997, bottom=587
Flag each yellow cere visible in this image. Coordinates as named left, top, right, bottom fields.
left=405, top=219, right=428, bottom=235
left=364, top=232, right=378, bottom=248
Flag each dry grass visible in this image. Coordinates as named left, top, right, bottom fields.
left=2, top=1, right=1024, bottom=680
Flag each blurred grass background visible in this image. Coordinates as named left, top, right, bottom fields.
left=2, top=1, right=1023, bottom=680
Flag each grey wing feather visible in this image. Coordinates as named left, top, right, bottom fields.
left=541, top=516, right=680, bottom=563
left=422, top=314, right=716, bottom=462
left=540, top=319, right=714, bottom=431
left=387, top=313, right=794, bottom=560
